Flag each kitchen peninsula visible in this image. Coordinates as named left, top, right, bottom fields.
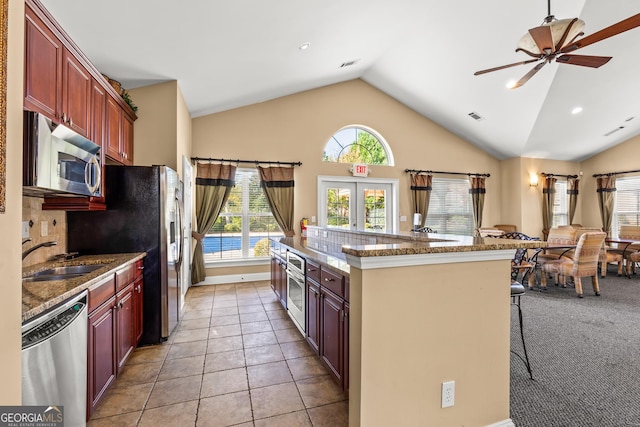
left=275, top=227, right=543, bottom=427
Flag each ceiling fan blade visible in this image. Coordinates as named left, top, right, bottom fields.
left=528, top=26, right=554, bottom=53
left=510, top=62, right=547, bottom=89
left=474, top=58, right=540, bottom=76
left=556, top=54, right=612, bottom=68
left=560, top=13, right=640, bottom=53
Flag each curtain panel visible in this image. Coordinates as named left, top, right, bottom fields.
left=410, top=173, right=432, bottom=228
left=191, top=163, right=237, bottom=284
left=469, top=177, right=486, bottom=236
left=542, top=176, right=557, bottom=240
left=258, top=166, right=295, bottom=237
left=568, top=177, right=580, bottom=225
left=596, top=176, right=616, bottom=236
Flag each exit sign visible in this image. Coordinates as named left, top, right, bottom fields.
left=352, top=163, right=369, bottom=177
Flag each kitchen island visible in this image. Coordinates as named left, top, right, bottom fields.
left=277, top=227, right=542, bottom=427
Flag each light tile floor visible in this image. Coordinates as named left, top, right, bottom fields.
left=88, top=281, right=348, bottom=426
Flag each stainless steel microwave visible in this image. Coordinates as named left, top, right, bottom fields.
left=23, top=111, right=102, bottom=198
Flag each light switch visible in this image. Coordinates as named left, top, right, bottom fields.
left=22, top=221, right=30, bottom=239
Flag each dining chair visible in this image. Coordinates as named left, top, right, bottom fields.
left=609, top=225, right=640, bottom=276
left=537, top=227, right=578, bottom=263
left=487, top=232, right=541, bottom=289
left=573, top=227, right=623, bottom=277
left=493, top=224, right=517, bottom=233
left=540, top=232, right=607, bottom=298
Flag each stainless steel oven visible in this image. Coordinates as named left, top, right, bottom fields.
left=286, top=251, right=306, bottom=334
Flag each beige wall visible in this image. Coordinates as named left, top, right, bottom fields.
left=22, top=197, right=67, bottom=267
left=192, top=80, right=503, bottom=233
left=130, top=80, right=192, bottom=178
left=1, top=0, right=25, bottom=403
left=580, top=135, right=640, bottom=231
left=350, top=259, right=512, bottom=426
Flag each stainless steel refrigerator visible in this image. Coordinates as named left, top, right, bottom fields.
left=68, top=165, right=184, bottom=344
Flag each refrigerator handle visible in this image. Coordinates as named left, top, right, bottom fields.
left=176, top=189, right=184, bottom=271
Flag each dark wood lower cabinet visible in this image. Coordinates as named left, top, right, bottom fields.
left=115, top=284, right=135, bottom=374
left=133, top=276, right=144, bottom=344
left=87, top=296, right=116, bottom=419
left=306, top=280, right=321, bottom=353
left=321, top=289, right=344, bottom=383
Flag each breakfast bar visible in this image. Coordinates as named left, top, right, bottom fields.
left=276, top=227, right=543, bottom=427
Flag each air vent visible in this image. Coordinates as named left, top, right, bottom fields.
left=604, top=126, right=625, bottom=137
left=339, top=60, right=359, bottom=68
left=468, top=111, right=484, bottom=121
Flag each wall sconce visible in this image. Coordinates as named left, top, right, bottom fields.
left=529, top=173, right=539, bottom=187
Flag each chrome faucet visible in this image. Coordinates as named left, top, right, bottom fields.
left=22, top=241, right=58, bottom=261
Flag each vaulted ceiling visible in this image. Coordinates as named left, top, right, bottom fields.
left=40, top=0, right=640, bottom=162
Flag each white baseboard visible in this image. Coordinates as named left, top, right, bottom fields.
left=195, top=272, right=270, bottom=285
left=486, top=419, right=515, bottom=427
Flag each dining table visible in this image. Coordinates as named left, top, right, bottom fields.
left=605, top=238, right=640, bottom=278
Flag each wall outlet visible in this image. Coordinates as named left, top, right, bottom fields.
left=41, top=221, right=48, bottom=237
left=400, top=215, right=407, bottom=222
left=441, top=380, right=455, bottom=408
left=311, top=215, right=316, bottom=223
left=21, top=221, right=30, bottom=239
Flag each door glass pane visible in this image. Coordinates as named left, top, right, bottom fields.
left=364, top=188, right=386, bottom=231
left=327, top=187, right=351, bottom=228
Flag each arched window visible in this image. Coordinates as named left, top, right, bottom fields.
left=323, top=126, right=394, bottom=166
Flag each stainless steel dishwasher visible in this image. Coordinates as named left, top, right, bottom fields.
left=22, top=290, right=88, bottom=427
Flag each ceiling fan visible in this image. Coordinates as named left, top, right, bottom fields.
left=474, top=0, right=640, bottom=89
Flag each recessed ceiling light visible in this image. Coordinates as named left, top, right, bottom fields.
left=571, top=106, right=583, bottom=115
left=298, top=42, right=311, bottom=51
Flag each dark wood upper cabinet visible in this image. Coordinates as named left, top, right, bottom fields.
left=62, top=49, right=91, bottom=137
left=24, top=5, right=62, bottom=120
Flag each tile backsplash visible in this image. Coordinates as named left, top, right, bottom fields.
left=22, top=197, right=67, bottom=267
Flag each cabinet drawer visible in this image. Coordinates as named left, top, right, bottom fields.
left=115, top=262, right=136, bottom=293
left=306, top=260, right=321, bottom=283
left=321, top=268, right=344, bottom=298
left=88, top=274, right=116, bottom=313
left=134, top=259, right=144, bottom=278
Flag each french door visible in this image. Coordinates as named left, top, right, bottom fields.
left=318, top=177, right=398, bottom=232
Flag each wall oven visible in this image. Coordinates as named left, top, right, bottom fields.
left=286, top=251, right=306, bottom=334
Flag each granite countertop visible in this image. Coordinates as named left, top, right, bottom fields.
left=22, top=253, right=146, bottom=323
left=340, top=234, right=545, bottom=257
left=276, top=233, right=544, bottom=265
left=275, top=237, right=350, bottom=276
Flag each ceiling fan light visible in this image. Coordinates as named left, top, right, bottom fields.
left=505, top=80, right=518, bottom=89
left=517, top=18, right=585, bottom=54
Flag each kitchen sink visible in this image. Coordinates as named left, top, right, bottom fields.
left=23, top=264, right=107, bottom=282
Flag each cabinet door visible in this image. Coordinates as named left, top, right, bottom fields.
left=270, top=255, right=277, bottom=292
left=121, top=113, right=135, bottom=165
left=62, top=49, right=91, bottom=137
left=306, top=280, right=321, bottom=353
left=321, top=289, right=343, bottom=383
left=115, top=284, right=135, bottom=374
left=105, top=94, right=122, bottom=162
left=24, top=6, right=62, bottom=119
left=278, top=260, right=288, bottom=309
left=133, top=276, right=144, bottom=345
left=87, top=297, right=116, bottom=418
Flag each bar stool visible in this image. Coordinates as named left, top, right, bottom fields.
left=511, top=281, right=533, bottom=379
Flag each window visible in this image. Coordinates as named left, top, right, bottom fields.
left=551, top=180, right=568, bottom=228
left=613, top=176, right=640, bottom=236
left=425, top=178, right=474, bottom=235
left=204, top=169, right=283, bottom=262
left=323, top=126, right=393, bottom=165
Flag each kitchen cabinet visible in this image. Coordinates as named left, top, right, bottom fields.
left=105, top=94, right=135, bottom=165
left=24, top=5, right=91, bottom=138
left=321, top=285, right=344, bottom=384
left=25, top=0, right=138, bottom=210
left=86, top=258, right=144, bottom=419
left=306, top=279, right=321, bottom=353
left=270, top=243, right=287, bottom=309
